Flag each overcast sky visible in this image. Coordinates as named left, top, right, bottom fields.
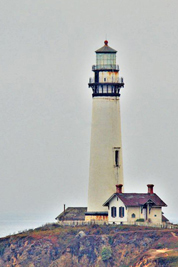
left=0, top=0, right=178, bottom=236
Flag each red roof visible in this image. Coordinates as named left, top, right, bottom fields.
left=103, top=193, right=167, bottom=207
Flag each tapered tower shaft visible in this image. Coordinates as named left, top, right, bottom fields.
left=86, top=40, right=124, bottom=220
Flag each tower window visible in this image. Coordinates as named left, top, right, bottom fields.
left=131, top=213, right=136, bottom=218
left=113, top=147, right=120, bottom=167
left=119, top=207, right=124, bottom=218
left=115, top=150, right=119, bottom=167
left=104, top=78, right=106, bottom=82
left=111, top=206, right=116, bottom=218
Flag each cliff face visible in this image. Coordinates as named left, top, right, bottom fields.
left=0, top=224, right=178, bottom=267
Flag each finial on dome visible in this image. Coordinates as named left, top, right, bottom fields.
left=104, top=40, right=108, bottom=45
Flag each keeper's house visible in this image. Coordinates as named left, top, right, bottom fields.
left=103, top=184, right=167, bottom=225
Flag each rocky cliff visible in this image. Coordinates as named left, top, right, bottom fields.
left=0, top=224, right=178, bottom=266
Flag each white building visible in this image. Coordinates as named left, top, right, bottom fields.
left=103, top=184, right=167, bottom=225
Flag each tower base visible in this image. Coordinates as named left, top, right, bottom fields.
left=85, top=211, right=108, bottom=222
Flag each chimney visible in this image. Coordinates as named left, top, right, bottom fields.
left=64, top=204, right=66, bottom=213
left=116, top=184, right=123, bottom=193
left=147, top=184, right=154, bottom=194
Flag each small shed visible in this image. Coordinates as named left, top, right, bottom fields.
left=55, top=207, right=87, bottom=225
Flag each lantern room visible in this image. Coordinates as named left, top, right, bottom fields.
left=88, top=40, right=124, bottom=97
left=95, top=40, right=117, bottom=70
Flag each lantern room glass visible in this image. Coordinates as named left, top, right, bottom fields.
left=96, top=53, right=116, bottom=69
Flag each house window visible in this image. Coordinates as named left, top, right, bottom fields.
left=119, top=207, right=124, bottom=218
left=104, top=78, right=107, bottom=82
left=131, top=213, right=136, bottom=218
left=111, top=206, right=117, bottom=218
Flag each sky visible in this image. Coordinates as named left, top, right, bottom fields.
left=0, top=0, right=178, bottom=236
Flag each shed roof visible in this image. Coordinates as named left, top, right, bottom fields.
left=96, top=40, right=117, bottom=53
left=103, top=193, right=167, bottom=207
left=55, top=207, right=87, bottom=221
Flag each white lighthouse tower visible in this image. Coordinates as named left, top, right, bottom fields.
left=85, top=40, right=124, bottom=222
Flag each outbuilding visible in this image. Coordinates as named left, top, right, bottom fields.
left=55, top=206, right=87, bottom=225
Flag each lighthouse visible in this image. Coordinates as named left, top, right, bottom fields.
left=85, top=40, right=124, bottom=222
left=54, top=41, right=169, bottom=226
left=55, top=41, right=168, bottom=226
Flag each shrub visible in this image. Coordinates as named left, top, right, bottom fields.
left=108, top=236, right=114, bottom=245
left=0, top=244, right=5, bottom=256
left=157, top=256, right=178, bottom=265
left=101, top=246, right=112, bottom=262
left=156, top=242, right=164, bottom=249
left=136, top=218, right=145, bottom=222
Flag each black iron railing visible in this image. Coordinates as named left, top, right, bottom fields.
left=92, top=64, right=119, bottom=70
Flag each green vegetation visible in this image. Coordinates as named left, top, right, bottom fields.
left=156, top=242, right=165, bottom=249
left=157, top=256, right=178, bottom=267
left=108, top=235, right=114, bottom=245
left=0, top=244, right=6, bottom=256
left=101, top=246, right=112, bottom=262
left=136, top=218, right=145, bottom=222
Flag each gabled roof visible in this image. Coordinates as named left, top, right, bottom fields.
left=95, top=41, right=117, bottom=53
left=162, top=214, right=169, bottom=222
left=103, top=193, right=167, bottom=207
left=55, top=207, right=87, bottom=221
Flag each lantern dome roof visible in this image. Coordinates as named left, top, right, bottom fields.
left=95, top=40, right=117, bottom=53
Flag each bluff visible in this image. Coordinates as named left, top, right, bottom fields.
left=0, top=224, right=178, bottom=266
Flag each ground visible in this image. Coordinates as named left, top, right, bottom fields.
left=0, top=224, right=178, bottom=266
